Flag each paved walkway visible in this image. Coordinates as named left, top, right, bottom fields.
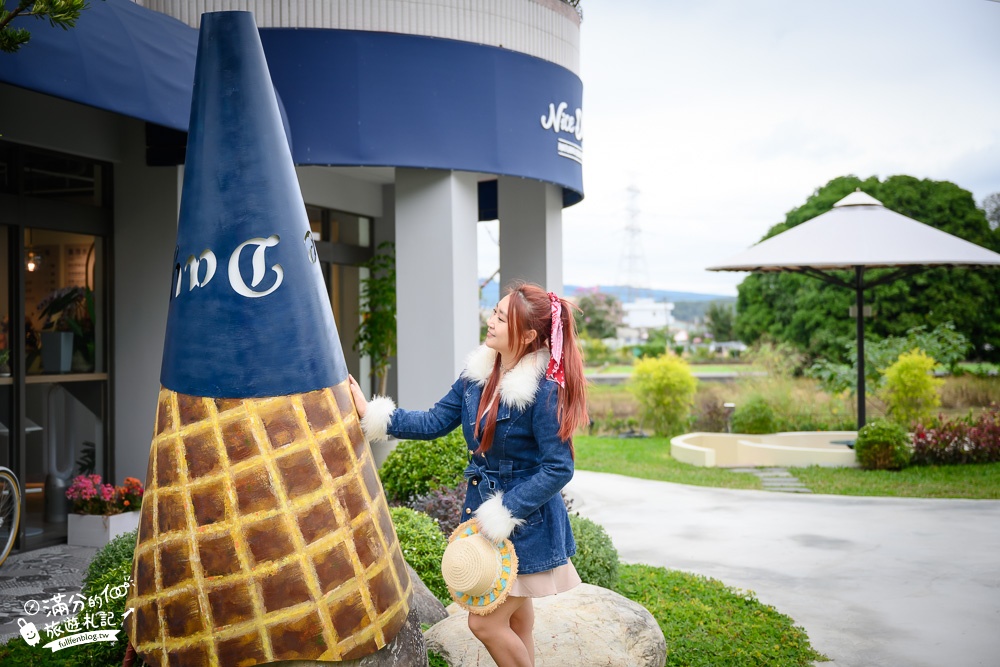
left=729, top=466, right=813, bottom=493
left=565, top=470, right=1000, bottom=667
left=0, top=544, right=97, bottom=643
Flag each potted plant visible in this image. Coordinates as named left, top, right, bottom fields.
left=0, top=348, right=9, bottom=376
left=353, top=242, right=396, bottom=395
left=65, top=474, right=143, bottom=547
left=37, top=286, right=94, bottom=373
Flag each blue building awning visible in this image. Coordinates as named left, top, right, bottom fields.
left=1, top=3, right=583, bottom=207
left=1, top=0, right=198, bottom=131
left=261, top=29, right=585, bottom=206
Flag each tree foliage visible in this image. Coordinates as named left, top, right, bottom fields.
left=353, top=242, right=396, bottom=395
left=734, top=175, right=1000, bottom=362
left=0, top=0, right=90, bottom=53
left=807, top=322, right=968, bottom=396
left=704, top=301, right=735, bottom=341
left=576, top=291, right=623, bottom=339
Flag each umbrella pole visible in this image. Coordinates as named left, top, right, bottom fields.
left=855, top=266, right=866, bottom=430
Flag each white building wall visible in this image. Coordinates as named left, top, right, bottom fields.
left=112, top=120, right=183, bottom=480
left=139, top=0, right=581, bottom=74
left=623, top=298, right=675, bottom=330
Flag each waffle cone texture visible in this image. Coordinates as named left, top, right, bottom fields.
left=126, top=380, right=411, bottom=665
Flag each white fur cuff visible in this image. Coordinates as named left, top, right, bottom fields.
left=360, top=396, right=396, bottom=443
left=474, top=492, right=524, bottom=544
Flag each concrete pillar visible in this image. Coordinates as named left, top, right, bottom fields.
left=394, top=169, right=479, bottom=410
left=498, top=177, right=564, bottom=294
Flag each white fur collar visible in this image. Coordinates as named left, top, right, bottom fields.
left=461, top=345, right=549, bottom=411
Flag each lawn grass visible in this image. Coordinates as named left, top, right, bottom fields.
left=793, top=462, right=1000, bottom=499
left=574, top=435, right=762, bottom=490
left=586, top=363, right=758, bottom=375
left=575, top=435, right=1000, bottom=499
left=957, top=361, right=999, bottom=374
left=614, top=564, right=828, bottom=667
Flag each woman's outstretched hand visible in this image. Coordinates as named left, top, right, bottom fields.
left=348, top=375, right=368, bottom=419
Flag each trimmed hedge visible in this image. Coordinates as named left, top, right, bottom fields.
left=379, top=429, right=468, bottom=503
left=855, top=419, right=911, bottom=471
left=389, top=506, right=450, bottom=604
left=568, top=513, right=619, bottom=589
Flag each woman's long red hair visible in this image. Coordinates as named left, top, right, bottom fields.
left=474, top=282, right=588, bottom=455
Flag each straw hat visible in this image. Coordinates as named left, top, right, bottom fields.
left=442, top=519, right=518, bottom=615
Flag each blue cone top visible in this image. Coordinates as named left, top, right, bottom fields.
left=160, top=11, right=347, bottom=398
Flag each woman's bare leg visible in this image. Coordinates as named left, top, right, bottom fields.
left=467, top=596, right=533, bottom=667
left=508, top=597, right=535, bottom=666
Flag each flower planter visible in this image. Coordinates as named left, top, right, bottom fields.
left=41, top=331, right=73, bottom=374
left=67, top=512, right=140, bottom=548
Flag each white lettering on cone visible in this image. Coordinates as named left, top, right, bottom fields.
left=304, top=231, right=318, bottom=264
left=185, top=249, right=218, bottom=291
left=172, top=234, right=289, bottom=300
left=229, top=235, right=284, bottom=298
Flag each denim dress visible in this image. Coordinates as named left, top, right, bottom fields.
left=384, top=347, right=576, bottom=575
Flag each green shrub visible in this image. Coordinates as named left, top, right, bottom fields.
left=0, top=530, right=139, bottom=666
left=614, top=564, right=826, bottom=666
left=731, top=396, right=781, bottom=434
left=408, top=482, right=466, bottom=537
left=881, top=349, right=943, bottom=427
left=855, top=419, right=911, bottom=471
left=568, top=514, right=619, bottom=589
left=580, top=334, right=616, bottom=365
left=629, top=354, right=697, bottom=437
left=83, top=529, right=138, bottom=594
left=389, top=506, right=450, bottom=604
left=379, top=428, right=468, bottom=503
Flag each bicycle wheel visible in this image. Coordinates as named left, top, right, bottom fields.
left=0, top=468, right=21, bottom=567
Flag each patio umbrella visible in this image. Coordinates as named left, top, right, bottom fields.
left=707, top=190, right=1000, bottom=428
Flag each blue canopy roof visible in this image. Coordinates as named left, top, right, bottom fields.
left=1, top=0, right=197, bottom=131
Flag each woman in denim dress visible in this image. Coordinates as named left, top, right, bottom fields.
left=351, top=281, right=588, bottom=667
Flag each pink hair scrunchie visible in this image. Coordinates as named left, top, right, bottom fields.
left=546, top=292, right=565, bottom=387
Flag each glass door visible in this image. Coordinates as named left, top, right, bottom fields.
left=0, top=140, right=112, bottom=551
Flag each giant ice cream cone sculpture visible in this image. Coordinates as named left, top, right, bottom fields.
left=125, top=12, right=410, bottom=665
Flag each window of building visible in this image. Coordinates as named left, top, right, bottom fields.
left=0, top=140, right=112, bottom=552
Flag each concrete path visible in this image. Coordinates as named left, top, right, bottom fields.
left=565, top=470, right=1000, bottom=667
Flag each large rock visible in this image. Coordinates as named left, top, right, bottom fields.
left=275, top=606, right=427, bottom=667
left=424, top=583, right=666, bottom=667
left=406, top=563, right=449, bottom=626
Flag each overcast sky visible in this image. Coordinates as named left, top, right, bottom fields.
left=478, top=0, right=1000, bottom=297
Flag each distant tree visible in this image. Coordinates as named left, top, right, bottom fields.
left=0, top=0, right=90, bottom=54
left=984, top=192, right=1000, bottom=231
left=704, top=301, right=735, bottom=341
left=735, top=175, right=1000, bottom=362
left=576, top=292, right=623, bottom=339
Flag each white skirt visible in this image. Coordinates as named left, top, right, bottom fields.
left=509, top=559, right=582, bottom=598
